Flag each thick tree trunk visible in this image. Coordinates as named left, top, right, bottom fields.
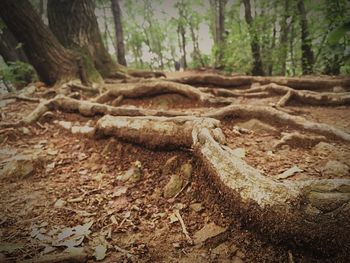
left=47, top=0, right=126, bottom=81
left=111, top=0, right=127, bottom=66
left=297, top=0, right=314, bottom=75
left=243, top=0, right=265, bottom=76
left=0, top=26, right=29, bottom=64
left=0, top=0, right=80, bottom=85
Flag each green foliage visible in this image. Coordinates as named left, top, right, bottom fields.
left=328, top=21, right=350, bottom=45
left=0, top=61, right=37, bottom=86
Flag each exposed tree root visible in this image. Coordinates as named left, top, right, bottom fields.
left=94, top=115, right=350, bottom=253
left=95, top=80, right=232, bottom=105
left=170, top=73, right=350, bottom=90
left=273, top=132, right=326, bottom=149
left=0, top=93, right=40, bottom=102
left=3, top=93, right=350, bottom=143
left=201, top=83, right=350, bottom=106
left=204, top=104, right=350, bottom=141
left=127, top=69, right=166, bottom=78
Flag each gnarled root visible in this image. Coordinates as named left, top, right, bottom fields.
left=94, top=115, right=350, bottom=254
left=5, top=94, right=350, bottom=144
left=170, top=73, right=350, bottom=90
left=273, top=132, right=326, bottom=149
left=204, top=104, right=350, bottom=141
left=95, top=80, right=232, bottom=105
left=202, top=83, right=350, bottom=106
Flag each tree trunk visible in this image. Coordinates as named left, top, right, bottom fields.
left=178, top=23, right=187, bottom=70
left=47, top=0, right=126, bottom=81
left=111, top=0, right=127, bottom=66
left=0, top=0, right=80, bottom=85
left=0, top=26, right=29, bottom=64
left=297, top=0, right=314, bottom=75
left=210, top=0, right=226, bottom=68
left=243, top=0, right=265, bottom=76
left=278, top=0, right=290, bottom=75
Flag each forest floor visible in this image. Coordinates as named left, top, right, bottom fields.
left=0, top=71, right=349, bottom=262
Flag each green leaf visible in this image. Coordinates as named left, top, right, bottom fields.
left=328, top=22, right=350, bottom=44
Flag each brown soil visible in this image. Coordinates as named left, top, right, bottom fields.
left=0, top=72, right=349, bottom=262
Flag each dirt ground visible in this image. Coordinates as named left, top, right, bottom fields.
left=0, top=71, right=349, bottom=262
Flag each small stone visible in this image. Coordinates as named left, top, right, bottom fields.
left=236, top=119, right=277, bottom=133
left=190, top=203, right=204, bottom=212
left=313, top=142, right=336, bottom=153
left=117, top=161, right=143, bottom=183
left=58, top=121, right=72, bottom=130
left=333, top=86, right=346, bottom=93
left=54, top=198, right=65, bottom=208
left=71, top=125, right=95, bottom=136
left=162, top=156, right=179, bottom=175
left=180, top=163, right=193, bottom=181
left=20, top=127, right=31, bottom=135
left=0, top=158, right=35, bottom=180
left=163, top=174, right=183, bottom=198
left=193, top=222, right=227, bottom=245
left=322, top=160, right=349, bottom=177
left=47, top=149, right=58, bottom=156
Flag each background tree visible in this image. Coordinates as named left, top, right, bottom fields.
left=243, top=0, right=265, bottom=75
left=0, top=0, right=81, bottom=85
left=0, top=25, right=29, bottom=65
left=297, top=0, right=314, bottom=74
left=111, top=0, right=127, bottom=66
left=47, top=0, right=127, bottom=82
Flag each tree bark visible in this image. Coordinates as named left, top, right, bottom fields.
left=297, top=0, right=314, bottom=75
left=0, top=0, right=80, bottom=85
left=210, top=0, right=226, bottom=68
left=47, top=0, right=126, bottom=81
left=111, top=0, right=127, bottom=66
left=0, top=26, right=29, bottom=64
left=243, top=0, right=265, bottom=76
left=278, top=0, right=290, bottom=75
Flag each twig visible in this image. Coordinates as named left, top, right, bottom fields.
left=175, top=210, right=193, bottom=244
left=173, top=181, right=190, bottom=199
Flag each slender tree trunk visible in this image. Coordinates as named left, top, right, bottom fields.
left=189, top=23, right=205, bottom=67
left=0, top=0, right=80, bottom=85
left=243, top=0, right=265, bottom=76
left=178, top=23, right=187, bottom=70
left=290, top=16, right=296, bottom=75
left=210, top=0, right=226, bottom=68
left=278, top=0, right=290, bottom=75
left=268, top=23, right=276, bottom=75
left=47, top=0, right=126, bottom=81
left=0, top=26, right=29, bottom=64
left=297, top=0, right=314, bottom=75
left=111, top=0, right=127, bottom=66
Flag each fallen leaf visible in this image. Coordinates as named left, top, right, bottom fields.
left=54, top=199, right=65, bottom=208
left=276, top=166, right=303, bottom=179
left=169, top=213, right=179, bottom=224
left=113, top=186, right=128, bottom=197
left=94, top=244, right=107, bottom=261
left=0, top=242, right=24, bottom=253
